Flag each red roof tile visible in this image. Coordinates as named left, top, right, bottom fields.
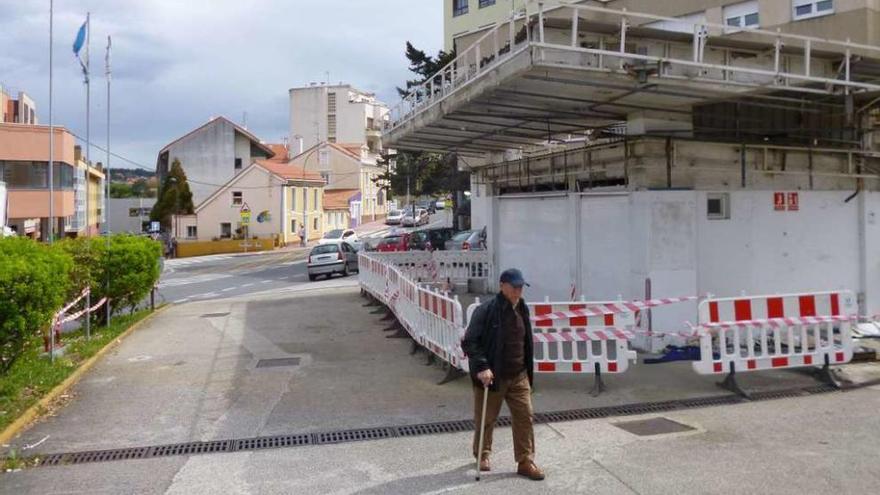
left=323, top=189, right=359, bottom=210
left=255, top=160, right=324, bottom=183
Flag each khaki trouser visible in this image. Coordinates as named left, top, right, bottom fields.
left=472, top=371, right=535, bottom=464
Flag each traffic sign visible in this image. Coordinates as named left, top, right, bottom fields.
left=240, top=203, right=251, bottom=225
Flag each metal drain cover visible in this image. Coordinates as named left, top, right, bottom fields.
left=613, top=417, right=694, bottom=436
left=201, top=312, right=230, bottom=318
left=255, top=357, right=301, bottom=369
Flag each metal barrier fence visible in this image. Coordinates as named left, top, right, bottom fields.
left=692, top=291, right=857, bottom=397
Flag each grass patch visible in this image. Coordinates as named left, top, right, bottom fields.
left=0, top=309, right=154, bottom=433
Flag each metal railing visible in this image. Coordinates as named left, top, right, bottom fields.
left=386, top=0, right=880, bottom=132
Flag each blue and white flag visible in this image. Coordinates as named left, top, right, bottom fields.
left=73, top=18, right=88, bottom=78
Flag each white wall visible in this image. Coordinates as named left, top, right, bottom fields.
left=490, top=190, right=880, bottom=336
left=183, top=166, right=283, bottom=241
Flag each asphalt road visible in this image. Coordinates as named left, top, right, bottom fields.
left=156, top=210, right=454, bottom=305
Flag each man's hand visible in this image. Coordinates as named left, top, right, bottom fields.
left=477, top=369, right=494, bottom=387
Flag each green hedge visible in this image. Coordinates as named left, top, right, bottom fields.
left=0, top=235, right=161, bottom=376
left=0, top=238, right=72, bottom=373
left=56, top=235, right=162, bottom=315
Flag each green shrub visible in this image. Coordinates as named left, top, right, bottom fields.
left=55, top=235, right=162, bottom=316
left=0, top=238, right=72, bottom=373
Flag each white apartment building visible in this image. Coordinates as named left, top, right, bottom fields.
left=289, top=83, right=389, bottom=164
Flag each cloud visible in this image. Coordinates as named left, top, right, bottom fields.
left=0, top=0, right=442, bottom=169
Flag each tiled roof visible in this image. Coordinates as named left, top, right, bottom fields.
left=255, top=160, right=325, bottom=183
left=323, top=189, right=360, bottom=209
left=289, top=141, right=363, bottom=164
left=265, top=144, right=289, bottom=162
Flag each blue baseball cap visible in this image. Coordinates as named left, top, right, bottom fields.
left=499, top=268, right=530, bottom=288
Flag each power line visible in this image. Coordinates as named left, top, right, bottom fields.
left=70, top=131, right=386, bottom=190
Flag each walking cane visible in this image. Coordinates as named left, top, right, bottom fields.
left=475, top=382, right=489, bottom=481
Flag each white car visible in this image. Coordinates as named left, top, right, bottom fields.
left=401, top=209, right=429, bottom=227
left=319, top=229, right=358, bottom=246
left=385, top=209, right=405, bottom=225
left=435, top=200, right=446, bottom=210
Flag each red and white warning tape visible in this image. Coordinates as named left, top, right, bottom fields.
left=530, top=296, right=699, bottom=322
left=58, top=287, right=90, bottom=316
left=534, top=328, right=633, bottom=342
left=699, top=314, right=857, bottom=330
left=59, top=297, right=108, bottom=324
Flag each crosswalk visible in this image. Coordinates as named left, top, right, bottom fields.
left=164, top=254, right=237, bottom=269
left=158, top=273, right=234, bottom=288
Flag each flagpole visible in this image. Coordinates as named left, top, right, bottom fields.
left=85, top=12, right=91, bottom=340
left=48, top=0, right=54, bottom=245
left=105, top=34, right=112, bottom=327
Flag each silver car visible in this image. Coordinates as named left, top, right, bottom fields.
left=307, top=243, right=359, bottom=281
left=444, top=229, right=486, bottom=251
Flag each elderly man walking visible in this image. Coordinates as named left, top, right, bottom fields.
left=462, top=268, right=545, bottom=481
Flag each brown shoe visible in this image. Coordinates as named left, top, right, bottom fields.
left=479, top=456, right=491, bottom=472
left=517, top=461, right=545, bottom=481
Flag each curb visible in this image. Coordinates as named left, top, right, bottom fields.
left=0, top=305, right=173, bottom=446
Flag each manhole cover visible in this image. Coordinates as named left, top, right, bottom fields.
left=201, top=313, right=230, bottom=318
left=255, top=357, right=301, bottom=369
left=612, top=417, right=695, bottom=436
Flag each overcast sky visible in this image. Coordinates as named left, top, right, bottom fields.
left=0, top=1, right=443, bottom=171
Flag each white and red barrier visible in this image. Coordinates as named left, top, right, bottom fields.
left=359, top=252, right=469, bottom=373
left=527, top=300, right=638, bottom=380
left=692, top=291, right=856, bottom=381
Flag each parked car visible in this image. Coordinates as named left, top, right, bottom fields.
left=319, top=229, right=358, bottom=245
left=385, top=209, right=405, bottom=225
left=417, top=200, right=437, bottom=214
left=444, top=228, right=486, bottom=251
left=377, top=233, right=411, bottom=252
left=307, top=242, right=359, bottom=280
left=409, top=228, right=456, bottom=251
left=401, top=209, right=429, bottom=227
left=435, top=199, right=446, bottom=210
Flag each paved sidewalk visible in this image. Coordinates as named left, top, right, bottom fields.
left=4, top=284, right=880, bottom=494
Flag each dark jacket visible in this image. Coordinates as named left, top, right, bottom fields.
left=462, top=293, right=534, bottom=391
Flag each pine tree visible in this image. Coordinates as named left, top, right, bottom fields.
left=150, top=158, right=195, bottom=229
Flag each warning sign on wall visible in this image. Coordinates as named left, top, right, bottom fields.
left=787, top=192, right=799, bottom=211
left=774, top=192, right=786, bottom=211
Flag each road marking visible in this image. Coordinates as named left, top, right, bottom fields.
left=221, top=287, right=236, bottom=292
left=260, top=280, right=272, bottom=284
left=159, top=273, right=233, bottom=288
left=242, top=283, right=255, bottom=288
left=174, top=299, right=189, bottom=304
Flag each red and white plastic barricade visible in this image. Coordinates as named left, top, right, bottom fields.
left=418, top=288, right=467, bottom=371
left=358, top=252, right=469, bottom=373
left=692, top=291, right=856, bottom=377
left=529, top=300, right=638, bottom=375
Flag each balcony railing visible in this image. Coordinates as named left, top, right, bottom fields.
left=386, top=0, right=880, bottom=133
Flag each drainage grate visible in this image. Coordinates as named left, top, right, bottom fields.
left=235, top=434, right=312, bottom=451
left=26, top=382, right=846, bottom=469
left=255, top=358, right=301, bottom=369
left=613, top=417, right=695, bottom=437
left=151, top=440, right=232, bottom=458
left=65, top=446, right=153, bottom=465
left=201, top=313, right=230, bottom=318
left=397, top=420, right=474, bottom=437
left=315, top=427, right=396, bottom=445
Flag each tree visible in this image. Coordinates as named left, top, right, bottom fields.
left=110, top=182, right=134, bottom=198
left=399, top=42, right=456, bottom=97
left=382, top=43, right=471, bottom=227
left=150, top=158, right=194, bottom=229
